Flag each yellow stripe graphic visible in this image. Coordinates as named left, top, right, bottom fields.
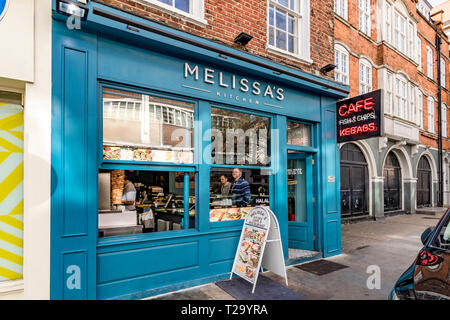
left=0, top=266, right=21, bottom=279
left=0, top=152, right=10, bottom=164
left=0, top=215, right=23, bottom=231
left=8, top=199, right=23, bottom=217
left=0, top=161, right=23, bottom=205
left=0, top=248, right=22, bottom=265
left=7, top=130, right=23, bottom=142
left=0, top=136, right=22, bottom=152
left=0, top=112, right=23, bottom=131
left=0, top=230, right=22, bottom=248
left=0, top=104, right=23, bottom=280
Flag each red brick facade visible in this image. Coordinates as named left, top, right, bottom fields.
left=334, top=0, right=450, bottom=150
left=94, top=0, right=335, bottom=77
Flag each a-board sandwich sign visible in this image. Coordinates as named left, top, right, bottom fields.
left=231, top=206, right=287, bottom=293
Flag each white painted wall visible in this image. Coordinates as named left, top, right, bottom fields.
left=0, top=0, right=52, bottom=300
left=0, top=0, right=34, bottom=82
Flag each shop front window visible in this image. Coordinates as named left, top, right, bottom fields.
left=209, top=168, right=270, bottom=223
left=98, top=169, right=195, bottom=238
left=211, top=107, right=271, bottom=166
left=102, top=88, right=194, bottom=164
left=287, top=121, right=311, bottom=146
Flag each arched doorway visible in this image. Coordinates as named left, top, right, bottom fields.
left=417, top=156, right=432, bottom=208
left=384, top=152, right=402, bottom=212
left=340, top=143, right=369, bottom=218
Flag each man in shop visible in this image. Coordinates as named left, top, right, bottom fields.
left=231, top=168, right=250, bottom=207
left=220, top=175, right=232, bottom=196
left=122, top=175, right=137, bottom=211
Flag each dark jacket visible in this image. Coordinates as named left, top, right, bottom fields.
left=231, top=177, right=251, bottom=207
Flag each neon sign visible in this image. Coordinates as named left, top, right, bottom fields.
left=336, top=90, right=383, bottom=143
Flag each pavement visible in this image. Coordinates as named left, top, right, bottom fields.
left=148, top=208, right=447, bottom=300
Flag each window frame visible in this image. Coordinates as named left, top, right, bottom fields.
left=334, top=44, right=349, bottom=85
left=417, top=36, right=422, bottom=71
left=334, top=0, right=348, bottom=20
left=442, top=104, right=447, bottom=138
left=97, top=82, right=200, bottom=242
left=417, top=89, right=424, bottom=129
left=394, top=75, right=407, bottom=119
left=385, top=71, right=393, bottom=115
left=142, top=0, right=206, bottom=25
left=441, top=57, right=446, bottom=88
left=359, top=58, right=372, bottom=95
left=358, top=0, right=371, bottom=36
left=426, top=46, right=433, bottom=79
left=267, top=0, right=311, bottom=62
left=427, top=96, right=435, bottom=133
left=209, top=103, right=276, bottom=228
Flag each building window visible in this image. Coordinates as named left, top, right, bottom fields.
left=408, top=22, right=414, bottom=58
left=386, top=71, right=393, bottom=115
left=442, top=104, right=447, bottom=138
left=145, top=0, right=205, bottom=22
left=427, top=46, right=433, bottom=79
left=334, top=45, right=349, bottom=84
left=334, top=0, right=348, bottom=20
left=385, top=3, right=392, bottom=43
left=417, top=36, right=422, bottom=71
left=359, top=0, right=371, bottom=36
left=428, top=96, right=435, bottom=133
left=417, top=90, right=423, bottom=129
left=394, top=11, right=406, bottom=54
left=359, top=59, right=372, bottom=94
left=268, top=0, right=309, bottom=59
left=394, top=76, right=407, bottom=119
left=102, top=88, right=194, bottom=164
left=408, top=84, right=415, bottom=122
left=441, top=57, right=446, bottom=88
left=211, top=107, right=271, bottom=167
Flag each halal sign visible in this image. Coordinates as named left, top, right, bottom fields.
left=0, top=0, right=9, bottom=22
left=336, top=89, right=384, bottom=143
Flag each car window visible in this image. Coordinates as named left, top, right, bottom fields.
left=431, top=214, right=450, bottom=250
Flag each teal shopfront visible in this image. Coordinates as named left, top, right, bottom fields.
left=51, top=1, right=348, bottom=300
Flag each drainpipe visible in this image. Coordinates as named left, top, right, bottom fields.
left=436, top=33, right=443, bottom=207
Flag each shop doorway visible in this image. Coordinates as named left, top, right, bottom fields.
left=417, top=156, right=432, bottom=208
left=339, top=143, right=369, bottom=219
left=287, top=151, right=314, bottom=251
left=384, top=152, right=402, bottom=212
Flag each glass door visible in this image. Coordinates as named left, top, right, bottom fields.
left=287, top=151, right=314, bottom=251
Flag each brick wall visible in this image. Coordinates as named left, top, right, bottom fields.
left=93, top=0, right=335, bottom=78
left=334, top=0, right=450, bottom=150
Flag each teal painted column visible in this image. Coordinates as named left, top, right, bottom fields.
left=372, top=178, right=384, bottom=218
left=273, top=114, right=288, bottom=258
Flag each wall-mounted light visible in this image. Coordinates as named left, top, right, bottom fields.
left=234, top=32, right=253, bottom=46
left=320, top=64, right=336, bottom=74
left=56, top=0, right=89, bottom=20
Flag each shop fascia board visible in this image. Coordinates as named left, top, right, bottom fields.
left=51, top=1, right=349, bottom=100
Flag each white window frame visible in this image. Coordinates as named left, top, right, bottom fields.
left=334, top=44, right=349, bottom=84
left=428, top=96, right=435, bottom=133
left=359, top=0, right=371, bottom=36
left=417, top=90, right=423, bottom=129
left=408, top=22, right=415, bottom=59
left=143, top=0, right=206, bottom=25
left=359, top=58, right=372, bottom=94
left=394, top=75, right=407, bottom=119
left=427, top=46, right=433, bottom=79
left=385, top=71, right=393, bottom=115
left=394, top=11, right=406, bottom=54
left=441, top=57, right=446, bottom=88
left=385, top=2, right=392, bottom=43
left=334, top=0, right=348, bottom=20
left=408, top=84, right=415, bottom=122
left=443, top=104, right=448, bottom=138
left=417, top=36, right=422, bottom=71
left=267, top=0, right=311, bottom=62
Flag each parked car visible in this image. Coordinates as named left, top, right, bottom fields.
left=389, top=209, right=450, bottom=300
